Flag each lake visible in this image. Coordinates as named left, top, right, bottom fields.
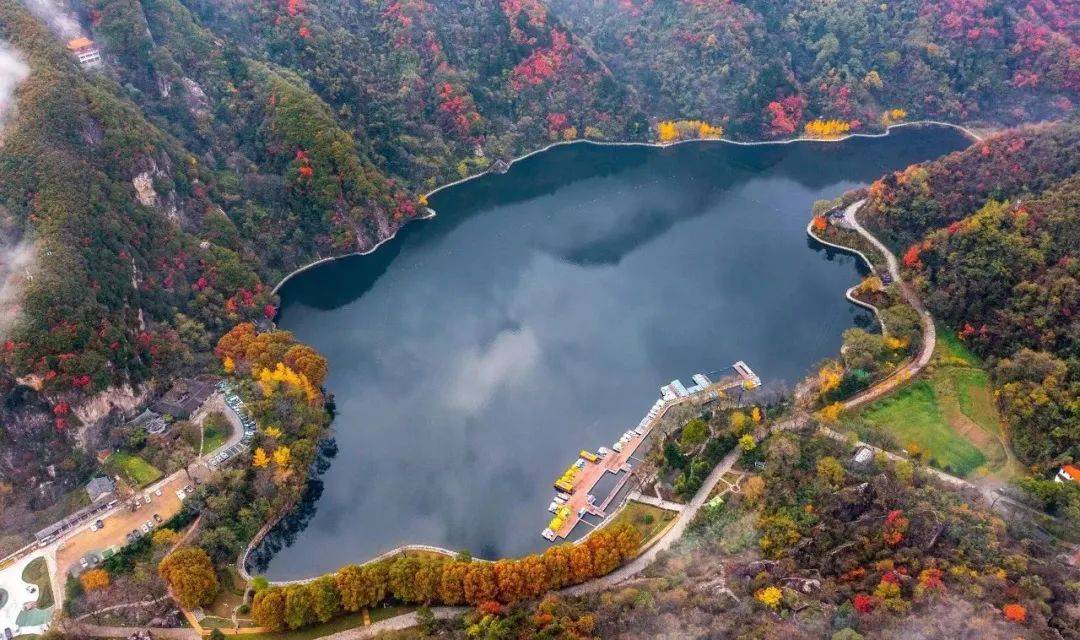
left=252, top=126, right=971, bottom=579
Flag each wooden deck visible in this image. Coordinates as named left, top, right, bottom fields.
left=547, top=363, right=759, bottom=540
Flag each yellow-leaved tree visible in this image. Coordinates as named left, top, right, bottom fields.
left=253, top=447, right=270, bottom=468
left=881, top=108, right=908, bottom=125
left=657, top=121, right=679, bottom=142
left=804, top=119, right=851, bottom=138
left=273, top=446, right=291, bottom=467
left=80, top=568, right=110, bottom=591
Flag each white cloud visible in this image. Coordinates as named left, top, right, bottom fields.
left=446, top=327, right=541, bottom=412
left=0, top=44, right=29, bottom=134
left=0, top=237, right=35, bottom=340
left=21, top=0, right=81, bottom=40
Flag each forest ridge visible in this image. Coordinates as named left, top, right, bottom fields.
left=0, top=0, right=1076, bottom=527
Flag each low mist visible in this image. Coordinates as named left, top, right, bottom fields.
left=0, top=43, right=29, bottom=134
left=21, top=0, right=81, bottom=40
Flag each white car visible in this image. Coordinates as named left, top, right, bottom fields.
left=154, top=488, right=163, bottom=496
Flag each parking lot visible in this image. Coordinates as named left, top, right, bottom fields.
left=50, top=386, right=250, bottom=580
left=208, top=381, right=255, bottom=469
left=55, top=474, right=193, bottom=576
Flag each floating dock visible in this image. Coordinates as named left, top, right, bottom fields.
left=540, top=362, right=760, bottom=541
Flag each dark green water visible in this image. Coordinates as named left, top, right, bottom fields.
left=254, top=127, right=970, bottom=579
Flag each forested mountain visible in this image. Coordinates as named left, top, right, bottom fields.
left=861, top=121, right=1079, bottom=468
left=0, top=0, right=1076, bottom=517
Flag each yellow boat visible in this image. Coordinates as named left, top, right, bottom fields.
left=579, top=450, right=599, bottom=463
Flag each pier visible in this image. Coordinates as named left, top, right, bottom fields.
left=542, top=362, right=759, bottom=541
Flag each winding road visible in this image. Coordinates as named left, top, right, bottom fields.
left=834, top=199, right=937, bottom=410
left=67, top=189, right=975, bottom=639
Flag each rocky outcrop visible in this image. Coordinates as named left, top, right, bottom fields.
left=72, top=383, right=148, bottom=426
left=132, top=172, right=158, bottom=208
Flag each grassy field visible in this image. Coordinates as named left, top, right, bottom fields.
left=202, top=419, right=231, bottom=455
left=21, top=556, right=54, bottom=609
left=858, top=325, right=1017, bottom=479
left=609, top=501, right=676, bottom=548
left=862, top=381, right=988, bottom=476
left=105, top=453, right=163, bottom=487
left=204, top=565, right=249, bottom=623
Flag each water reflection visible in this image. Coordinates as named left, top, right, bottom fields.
left=257, top=128, right=971, bottom=579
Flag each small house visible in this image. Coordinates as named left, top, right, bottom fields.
left=86, top=476, right=116, bottom=502
left=1055, top=465, right=1080, bottom=485
left=66, top=37, right=102, bottom=68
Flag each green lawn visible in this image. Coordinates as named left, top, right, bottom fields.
left=204, top=412, right=236, bottom=451
left=861, top=380, right=988, bottom=476
left=936, top=326, right=980, bottom=366
left=608, top=501, right=676, bottom=548
left=954, top=368, right=1004, bottom=436
left=21, top=557, right=54, bottom=610
left=105, top=453, right=163, bottom=487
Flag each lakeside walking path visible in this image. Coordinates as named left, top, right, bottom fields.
left=816, top=199, right=938, bottom=411
left=67, top=125, right=995, bottom=638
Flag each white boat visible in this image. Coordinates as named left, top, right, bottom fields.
left=541, top=528, right=556, bottom=541
left=547, top=501, right=559, bottom=513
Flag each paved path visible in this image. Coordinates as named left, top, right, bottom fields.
left=71, top=622, right=202, bottom=639
left=72, top=607, right=470, bottom=639
left=838, top=199, right=937, bottom=410
left=627, top=492, right=685, bottom=512
left=319, top=607, right=468, bottom=640
left=563, top=415, right=808, bottom=597
left=6, top=391, right=248, bottom=623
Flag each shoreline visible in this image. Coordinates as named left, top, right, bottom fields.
left=270, top=120, right=982, bottom=295
left=805, top=218, right=888, bottom=334
left=251, top=121, right=978, bottom=582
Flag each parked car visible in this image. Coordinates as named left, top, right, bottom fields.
left=153, top=513, right=162, bottom=523
left=154, top=487, right=162, bottom=496
left=89, top=521, right=100, bottom=532
left=131, top=528, right=140, bottom=538
left=80, top=557, right=88, bottom=568
left=141, top=522, right=152, bottom=533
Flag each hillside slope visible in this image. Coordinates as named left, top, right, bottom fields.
left=0, top=0, right=1076, bottom=517
left=860, top=121, right=1079, bottom=467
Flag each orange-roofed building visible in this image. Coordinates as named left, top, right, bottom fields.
left=66, top=37, right=102, bottom=68
left=1056, top=465, right=1080, bottom=485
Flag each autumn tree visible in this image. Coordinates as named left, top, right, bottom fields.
left=159, top=546, right=220, bottom=609
left=542, top=546, right=572, bottom=590
left=308, top=576, right=341, bottom=623
left=438, top=561, right=468, bottom=605
left=252, top=587, right=288, bottom=631
left=493, top=560, right=526, bottom=603
left=284, top=583, right=317, bottom=629
left=388, top=556, right=421, bottom=602
left=413, top=558, right=443, bottom=603
left=335, top=565, right=382, bottom=611
left=283, top=344, right=328, bottom=388
left=519, top=555, right=549, bottom=598
left=568, top=544, right=593, bottom=584
left=816, top=456, right=845, bottom=488
left=462, top=563, right=497, bottom=605
left=80, top=568, right=110, bottom=591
